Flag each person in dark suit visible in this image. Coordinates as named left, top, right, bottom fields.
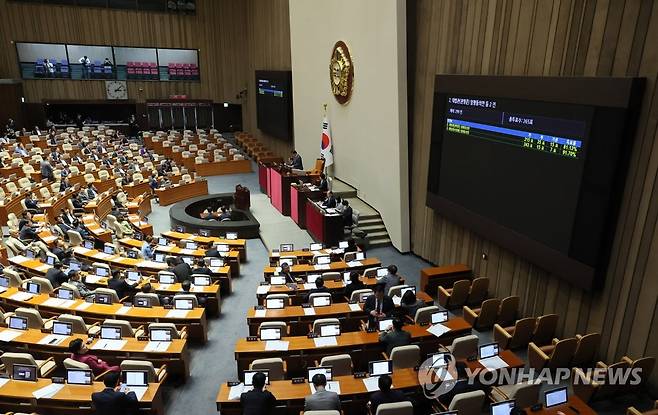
left=24, top=193, right=40, bottom=211
left=318, top=173, right=328, bottom=192
left=341, top=200, right=353, bottom=228
left=172, top=257, right=192, bottom=282
left=85, top=183, right=98, bottom=200
left=91, top=371, right=138, bottom=415
left=343, top=271, right=365, bottom=301
left=240, top=371, right=277, bottom=415
left=279, top=262, right=297, bottom=284
left=193, top=258, right=211, bottom=275
left=368, top=374, right=408, bottom=413
left=322, top=191, right=337, bottom=208
left=45, top=262, right=68, bottom=288
left=399, top=289, right=424, bottom=320
left=344, top=238, right=358, bottom=253
left=364, top=284, right=395, bottom=329
left=40, top=159, right=54, bottom=181
left=379, top=318, right=411, bottom=355
left=380, top=265, right=402, bottom=294
left=288, top=150, right=303, bottom=170
left=304, top=373, right=341, bottom=411
left=108, top=270, right=137, bottom=299
left=304, top=277, right=330, bottom=303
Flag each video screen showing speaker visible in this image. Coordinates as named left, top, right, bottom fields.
left=426, top=75, right=644, bottom=290
left=255, top=70, right=293, bottom=140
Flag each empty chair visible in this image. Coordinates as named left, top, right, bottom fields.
left=343, top=252, right=357, bottom=262
left=249, top=358, right=285, bottom=380
left=497, top=295, right=520, bottom=326
left=84, top=173, right=95, bottom=184
left=1, top=352, right=56, bottom=378
left=17, top=177, right=32, bottom=188
left=14, top=307, right=55, bottom=330
left=572, top=332, right=600, bottom=366
left=466, top=277, right=488, bottom=305
left=258, top=321, right=288, bottom=337
left=57, top=314, right=100, bottom=335
left=98, top=170, right=109, bottom=180
left=350, top=289, right=373, bottom=302
left=312, top=318, right=340, bottom=335
left=388, top=345, right=420, bottom=369
left=376, top=401, right=413, bottom=415
left=363, top=268, right=378, bottom=278
left=528, top=337, right=578, bottom=370
left=622, top=356, right=655, bottom=390
left=494, top=317, right=537, bottom=350
left=490, top=380, right=542, bottom=408
left=572, top=360, right=630, bottom=402
left=148, top=323, right=187, bottom=339
left=93, top=287, right=122, bottom=303
left=321, top=272, right=340, bottom=281
left=120, top=360, right=167, bottom=383
left=172, top=294, right=198, bottom=308
left=532, top=314, right=559, bottom=346
left=24, top=277, right=54, bottom=295
left=438, top=279, right=470, bottom=309
left=308, top=292, right=332, bottom=306
left=265, top=294, right=289, bottom=306
left=414, top=305, right=440, bottom=325
left=445, top=390, right=486, bottom=415
left=181, top=174, right=192, bottom=183
left=102, top=319, right=144, bottom=338
left=134, top=292, right=161, bottom=306
left=319, top=354, right=353, bottom=376
left=463, top=298, right=500, bottom=330
left=447, top=334, right=478, bottom=359
left=67, top=230, right=83, bottom=246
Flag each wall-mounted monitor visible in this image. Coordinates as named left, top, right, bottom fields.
left=255, top=70, right=293, bottom=140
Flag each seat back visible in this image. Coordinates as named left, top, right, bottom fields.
left=249, top=358, right=285, bottom=381
left=120, top=360, right=158, bottom=383
left=258, top=321, right=287, bottom=337
left=414, top=305, right=440, bottom=325
left=448, top=390, right=486, bottom=414
left=321, top=272, right=340, bottom=282
left=350, top=289, right=373, bottom=302
left=450, top=334, right=479, bottom=359
left=508, top=381, right=542, bottom=408
left=467, top=277, right=489, bottom=305
left=498, top=296, right=520, bottom=326
left=630, top=357, right=655, bottom=385
left=388, top=284, right=412, bottom=298
left=3, top=268, right=24, bottom=287
left=172, top=294, right=199, bottom=308
left=363, top=268, right=378, bottom=278
left=27, top=277, right=54, bottom=295
left=134, top=293, right=160, bottom=307
left=548, top=338, right=578, bottom=368
left=0, top=352, right=38, bottom=375
left=474, top=298, right=501, bottom=330
left=94, top=287, right=120, bottom=303
left=58, top=314, right=89, bottom=334
left=15, top=307, right=45, bottom=329
left=103, top=319, right=135, bottom=337
left=67, top=230, right=83, bottom=246
left=312, top=318, right=340, bottom=335
left=64, top=357, right=90, bottom=370
left=509, top=317, right=537, bottom=349
left=533, top=314, right=559, bottom=345
left=390, top=345, right=420, bottom=369
left=572, top=333, right=600, bottom=366
left=319, top=354, right=353, bottom=376
left=343, top=252, right=357, bottom=262
left=308, top=292, right=332, bottom=306
left=447, top=280, right=470, bottom=307
left=148, top=323, right=180, bottom=339
left=376, top=401, right=413, bottom=415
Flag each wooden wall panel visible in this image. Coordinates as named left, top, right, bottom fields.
left=411, top=0, right=658, bottom=391
left=0, top=0, right=248, bottom=104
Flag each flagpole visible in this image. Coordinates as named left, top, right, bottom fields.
left=322, top=103, right=332, bottom=180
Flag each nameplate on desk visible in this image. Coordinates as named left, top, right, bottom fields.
left=306, top=333, right=318, bottom=339
left=291, top=377, right=305, bottom=384
left=227, top=381, right=241, bottom=387
left=254, top=305, right=265, bottom=310
left=246, top=336, right=258, bottom=342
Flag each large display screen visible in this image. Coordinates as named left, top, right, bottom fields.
left=255, top=70, right=293, bottom=140
left=426, top=76, right=644, bottom=290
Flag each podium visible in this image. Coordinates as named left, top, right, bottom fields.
left=290, top=184, right=323, bottom=228
left=305, top=201, right=343, bottom=247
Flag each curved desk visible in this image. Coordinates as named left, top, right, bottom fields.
left=162, top=231, right=247, bottom=261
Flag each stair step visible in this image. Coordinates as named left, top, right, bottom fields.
left=367, top=230, right=390, bottom=239
left=360, top=224, right=387, bottom=233
left=369, top=238, right=392, bottom=247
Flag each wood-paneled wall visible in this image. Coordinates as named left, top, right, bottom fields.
left=0, top=0, right=248, bottom=104
left=410, top=0, right=658, bottom=390
left=242, top=0, right=294, bottom=158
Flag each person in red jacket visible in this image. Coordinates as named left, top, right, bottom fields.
left=68, top=338, right=120, bottom=375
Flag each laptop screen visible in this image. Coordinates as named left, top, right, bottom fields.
left=193, top=276, right=210, bottom=286
left=154, top=253, right=165, bottom=263
left=209, top=258, right=224, bottom=267
left=369, top=360, right=393, bottom=376
left=100, top=326, right=122, bottom=340
left=338, top=241, right=349, bottom=249
left=479, top=343, right=500, bottom=359
left=308, top=366, right=332, bottom=382
left=490, top=400, right=515, bottom=415
left=182, top=257, right=193, bottom=265
left=259, top=327, right=281, bottom=341
left=103, top=245, right=115, bottom=255
left=122, top=370, right=148, bottom=386
left=13, top=364, right=37, bottom=381
left=312, top=296, right=331, bottom=307
left=226, top=232, right=238, bottom=240
left=149, top=328, right=172, bottom=342
left=126, top=271, right=140, bottom=282
left=376, top=268, right=388, bottom=277
left=431, top=311, right=449, bottom=324
left=244, top=370, right=269, bottom=386
left=355, top=252, right=365, bottom=260
left=265, top=298, right=284, bottom=309
left=280, top=244, right=293, bottom=252
left=307, top=274, right=320, bottom=284
left=158, top=238, right=168, bottom=246
left=9, top=316, right=28, bottom=330
left=95, top=267, right=109, bottom=277
left=185, top=242, right=197, bottom=250
left=316, top=256, right=331, bottom=265
left=430, top=352, right=448, bottom=367
left=95, top=293, right=112, bottom=304
left=46, top=256, right=55, bottom=265
left=26, top=282, right=40, bottom=294
left=52, top=321, right=72, bottom=336
left=378, top=318, right=393, bottom=332
left=270, top=276, right=286, bottom=285
left=159, top=274, right=175, bottom=284
left=83, top=240, right=94, bottom=249
left=127, top=250, right=138, bottom=259
left=0, top=276, right=9, bottom=288
left=174, top=299, right=194, bottom=310
left=217, top=244, right=229, bottom=253
left=67, top=369, right=93, bottom=385
left=319, top=324, right=340, bottom=337
left=68, top=262, right=81, bottom=272
left=26, top=249, right=36, bottom=259
left=134, top=297, right=151, bottom=308
left=310, top=243, right=323, bottom=251
left=544, top=387, right=568, bottom=408
left=358, top=291, right=371, bottom=303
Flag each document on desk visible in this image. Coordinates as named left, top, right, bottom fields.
left=10, top=291, right=34, bottom=302
left=362, top=376, right=381, bottom=392
left=84, top=275, right=103, bottom=284
left=75, top=247, right=92, bottom=254
left=479, top=356, right=509, bottom=371
left=191, top=286, right=205, bottom=293
left=303, top=283, right=316, bottom=290
left=42, top=297, right=67, bottom=307
left=349, top=303, right=362, bottom=312
left=303, top=307, right=316, bottom=316
left=313, top=264, right=330, bottom=271
left=310, top=381, right=340, bottom=394
left=271, top=252, right=280, bottom=257
left=144, top=341, right=171, bottom=352
left=92, top=339, right=127, bottom=350
left=10, top=255, right=29, bottom=264
left=115, top=306, right=131, bottom=315
left=166, top=309, right=189, bottom=319
left=130, top=386, right=149, bottom=401
left=76, top=302, right=93, bottom=310
left=426, top=323, right=451, bottom=338
left=38, top=334, right=69, bottom=346
left=265, top=340, right=289, bottom=351
left=36, top=264, right=51, bottom=273
left=159, top=284, right=171, bottom=290
left=228, top=384, right=245, bottom=400
left=94, top=252, right=112, bottom=260
left=256, top=285, right=271, bottom=295
left=346, top=261, right=362, bottom=267
left=0, top=329, right=23, bottom=343
left=254, top=309, right=267, bottom=318
left=392, top=295, right=402, bottom=306
left=33, top=383, right=64, bottom=399
left=0, top=377, right=9, bottom=390
left=313, top=336, right=338, bottom=348
left=0, top=287, right=6, bottom=294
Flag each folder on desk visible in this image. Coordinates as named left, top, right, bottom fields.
left=265, top=340, right=289, bottom=351
left=426, top=323, right=451, bottom=338
left=313, top=336, right=338, bottom=348
left=479, top=356, right=509, bottom=371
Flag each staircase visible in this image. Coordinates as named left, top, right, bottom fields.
left=331, top=178, right=392, bottom=248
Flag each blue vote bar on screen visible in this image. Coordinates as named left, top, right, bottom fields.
left=447, top=118, right=583, bottom=148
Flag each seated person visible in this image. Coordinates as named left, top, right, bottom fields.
left=18, top=213, right=39, bottom=241
left=24, top=193, right=40, bottom=211
left=240, top=371, right=277, bottom=415
left=51, top=239, right=69, bottom=261
left=341, top=200, right=353, bottom=227
left=368, top=374, right=408, bottom=413
left=45, top=261, right=68, bottom=288
left=364, top=283, right=394, bottom=329
left=304, top=373, right=340, bottom=411
left=193, top=258, right=211, bottom=275
left=380, top=265, right=402, bottom=294
left=321, top=191, right=337, bottom=208
left=69, top=338, right=120, bottom=375
left=318, top=173, right=328, bottom=192
left=379, top=318, right=411, bottom=355
left=91, top=370, right=138, bottom=415
left=279, top=262, right=297, bottom=284
left=343, top=271, right=365, bottom=300
left=304, top=277, right=330, bottom=303
left=218, top=207, right=232, bottom=221
left=68, top=270, right=93, bottom=299
left=399, top=289, right=424, bottom=320
left=344, top=238, right=358, bottom=253
left=117, top=215, right=134, bottom=237
left=108, top=270, right=137, bottom=299
left=141, top=236, right=157, bottom=260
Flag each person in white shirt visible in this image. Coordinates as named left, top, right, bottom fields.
left=44, top=59, right=55, bottom=77
left=78, top=55, right=91, bottom=79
